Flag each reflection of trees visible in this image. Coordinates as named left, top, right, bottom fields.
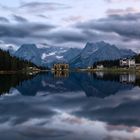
left=0, top=74, right=37, bottom=95
left=135, top=78, right=140, bottom=87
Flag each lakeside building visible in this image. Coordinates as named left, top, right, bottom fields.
left=52, top=63, right=69, bottom=71
left=120, top=59, right=136, bottom=68
left=96, top=65, right=104, bottom=69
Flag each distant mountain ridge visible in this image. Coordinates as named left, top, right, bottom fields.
left=15, top=44, right=42, bottom=66
left=14, top=44, right=81, bottom=67
left=11, top=41, right=136, bottom=68
left=70, top=41, right=136, bottom=68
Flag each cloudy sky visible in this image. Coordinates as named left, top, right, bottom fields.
left=0, top=0, right=140, bottom=51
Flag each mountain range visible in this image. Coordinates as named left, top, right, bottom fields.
left=4, top=41, right=136, bottom=68
left=14, top=44, right=82, bottom=67
left=70, top=41, right=136, bottom=68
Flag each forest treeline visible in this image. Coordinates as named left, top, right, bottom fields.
left=0, top=49, right=42, bottom=71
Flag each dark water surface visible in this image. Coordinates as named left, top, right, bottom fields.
left=0, top=72, right=140, bottom=140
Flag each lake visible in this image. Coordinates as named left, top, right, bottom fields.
left=0, top=72, right=140, bottom=140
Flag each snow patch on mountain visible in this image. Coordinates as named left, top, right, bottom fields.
left=56, top=56, right=63, bottom=59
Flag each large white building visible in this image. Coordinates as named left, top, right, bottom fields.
left=120, top=59, right=136, bottom=68
left=96, top=65, right=104, bottom=69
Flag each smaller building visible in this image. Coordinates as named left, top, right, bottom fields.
left=120, top=58, right=135, bottom=68
left=96, top=65, right=104, bottom=69
left=53, top=63, right=69, bottom=71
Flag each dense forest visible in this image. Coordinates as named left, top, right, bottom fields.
left=135, top=54, right=140, bottom=63
left=92, top=60, right=120, bottom=68
left=0, top=49, right=42, bottom=71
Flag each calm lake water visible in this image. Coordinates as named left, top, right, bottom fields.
left=0, top=72, right=140, bottom=140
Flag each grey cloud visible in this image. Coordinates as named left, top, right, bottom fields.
left=0, top=1, right=71, bottom=19
left=19, top=2, right=71, bottom=13
left=45, top=30, right=88, bottom=43
left=0, top=22, right=55, bottom=38
left=63, top=16, right=84, bottom=23
left=105, top=0, right=140, bottom=3
left=37, top=15, right=49, bottom=19
left=106, top=7, right=139, bottom=15
left=0, top=21, right=57, bottom=46
left=40, top=28, right=122, bottom=45
left=106, top=13, right=140, bottom=21
left=12, top=15, right=28, bottom=22
left=0, top=6, right=140, bottom=51
left=76, top=13, right=140, bottom=40
left=0, top=17, right=9, bottom=23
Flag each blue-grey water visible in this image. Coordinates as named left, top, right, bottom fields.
left=0, top=72, right=140, bottom=140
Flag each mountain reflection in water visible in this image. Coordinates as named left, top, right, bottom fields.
left=16, top=72, right=138, bottom=97
left=0, top=72, right=140, bottom=140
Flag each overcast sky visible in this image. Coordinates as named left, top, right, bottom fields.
left=0, top=0, right=140, bottom=51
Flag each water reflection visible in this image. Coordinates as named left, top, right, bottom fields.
left=53, top=71, right=69, bottom=78
left=1, top=72, right=140, bottom=96
left=0, top=74, right=37, bottom=95
left=15, top=72, right=139, bottom=98
left=120, top=73, right=136, bottom=83
left=0, top=72, right=140, bottom=140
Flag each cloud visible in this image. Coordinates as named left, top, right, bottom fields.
left=37, top=14, right=49, bottom=19
left=105, top=0, right=140, bottom=3
left=106, top=7, right=140, bottom=15
left=72, top=12, right=140, bottom=51
left=0, top=1, right=139, bottom=51
left=12, top=15, right=28, bottom=22
left=45, top=29, right=88, bottom=44
left=0, top=1, right=71, bottom=20
left=76, top=13, right=140, bottom=40
left=0, top=21, right=56, bottom=45
left=18, top=2, right=71, bottom=14
left=1, top=12, right=140, bottom=50
left=0, top=22, right=55, bottom=38
left=0, top=17, right=9, bottom=23
left=63, top=16, right=84, bottom=23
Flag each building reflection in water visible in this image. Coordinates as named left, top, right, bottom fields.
left=95, top=71, right=104, bottom=78
left=94, top=72, right=136, bottom=84
left=52, top=63, right=69, bottom=78
left=53, top=71, right=69, bottom=78
left=120, top=73, right=136, bottom=83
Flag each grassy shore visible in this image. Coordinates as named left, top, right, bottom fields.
left=0, top=67, right=140, bottom=75
left=0, top=69, right=49, bottom=75
left=70, top=67, right=140, bottom=74
left=84, top=67, right=140, bottom=74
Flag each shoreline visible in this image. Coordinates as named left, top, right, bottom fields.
left=0, top=69, right=49, bottom=75
left=0, top=68, right=140, bottom=75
